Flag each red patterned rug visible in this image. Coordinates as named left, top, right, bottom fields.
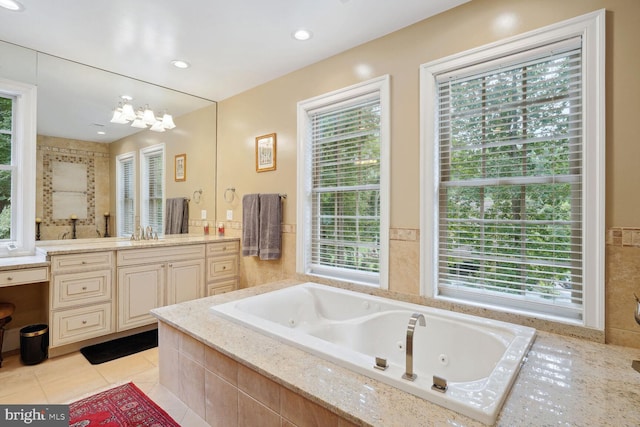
left=69, top=382, right=180, bottom=427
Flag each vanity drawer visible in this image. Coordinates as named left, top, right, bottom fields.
left=52, top=251, right=114, bottom=272
left=51, top=302, right=113, bottom=346
left=207, top=279, right=237, bottom=296
left=117, top=244, right=205, bottom=266
left=52, top=269, right=112, bottom=309
left=206, top=254, right=238, bottom=282
left=206, top=240, right=240, bottom=257
left=0, top=267, right=48, bottom=287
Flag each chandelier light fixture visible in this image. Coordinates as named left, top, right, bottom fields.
left=110, top=96, right=176, bottom=132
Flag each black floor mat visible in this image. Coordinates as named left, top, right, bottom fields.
left=80, top=329, right=158, bottom=365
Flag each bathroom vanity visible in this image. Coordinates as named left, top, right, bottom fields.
left=7, top=235, right=241, bottom=357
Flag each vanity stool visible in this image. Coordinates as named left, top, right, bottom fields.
left=0, top=302, right=15, bottom=367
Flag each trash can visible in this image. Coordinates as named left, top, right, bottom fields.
left=20, top=324, right=48, bottom=365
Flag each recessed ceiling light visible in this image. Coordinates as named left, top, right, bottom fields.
left=171, top=60, right=190, bottom=69
left=292, top=29, right=312, bottom=41
left=120, top=95, right=133, bottom=101
left=97, top=131, right=106, bottom=135
left=0, top=0, right=24, bottom=11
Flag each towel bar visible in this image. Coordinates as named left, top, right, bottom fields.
left=224, top=187, right=236, bottom=203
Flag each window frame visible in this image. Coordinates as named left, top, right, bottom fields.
left=297, top=75, right=390, bottom=289
left=115, top=151, right=136, bottom=237
left=140, top=144, right=165, bottom=236
left=420, top=10, right=605, bottom=329
left=0, top=77, right=36, bottom=256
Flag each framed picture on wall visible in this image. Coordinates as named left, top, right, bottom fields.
left=256, top=133, right=276, bottom=172
left=175, top=154, right=186, bottom=181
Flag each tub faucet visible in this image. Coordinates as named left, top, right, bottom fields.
left=402, top=313, right=426, bottom=381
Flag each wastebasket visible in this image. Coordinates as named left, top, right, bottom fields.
left=20, top=324, right=48, bottom=365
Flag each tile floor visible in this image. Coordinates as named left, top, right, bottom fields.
left=0, top=348, right=209, bottom=426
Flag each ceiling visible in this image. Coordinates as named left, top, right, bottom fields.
left=0, top=0, right=469, bottom=142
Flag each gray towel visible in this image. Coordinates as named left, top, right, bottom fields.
left=165, top=198, right=189, bottom=234
left=258, top=193, right=282, bottom=260
left=242, top=194, right=260, bottom=256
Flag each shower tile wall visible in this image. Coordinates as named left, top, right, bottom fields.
left=36, top=135, right=110, bottom=240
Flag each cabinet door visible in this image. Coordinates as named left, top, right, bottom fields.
left=167, top=259, right=205, bottom=305
left=117, top=263, right=165, bottom=331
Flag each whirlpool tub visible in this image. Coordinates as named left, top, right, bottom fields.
left=211, top=282, right=536, bottom=424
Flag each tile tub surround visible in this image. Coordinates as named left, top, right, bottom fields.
left=606, top=227, right=640, bottom=348
left=152, top=281, right=640, bottom=426
left=159, top=322, right=358, bottom=426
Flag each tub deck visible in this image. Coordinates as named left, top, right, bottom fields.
left=151, top=280, right=640, bottom=426
left=211, top=282, right=536, bottom=424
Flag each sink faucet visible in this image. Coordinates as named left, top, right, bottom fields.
left=402, top=313, right=426, bottom=381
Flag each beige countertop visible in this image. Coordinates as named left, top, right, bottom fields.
left=0, top=254, right=49, bottom=272
left=0, top=234, right=239, bottom=271
left=152, top=280, right=640, bottom=427
left=35, top=234, right=239, bottom=256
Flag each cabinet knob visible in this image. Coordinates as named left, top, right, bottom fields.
left=81, top=261, right=87, bottom=264
left=6, top=277, right=12, bottom=281
left=82, top=320, right=87, bottom=324
left=82, top=286, right=87, bottom=291
left=222, top=266, right=226, bottom=270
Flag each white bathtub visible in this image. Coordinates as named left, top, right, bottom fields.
left=211, top=282, right=536, bottom=424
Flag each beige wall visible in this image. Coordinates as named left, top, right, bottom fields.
left=109, top=103, right=218, bottom=235
left=216, top=0, right=640, bottom=346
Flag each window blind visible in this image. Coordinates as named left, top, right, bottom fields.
left=142, top=146, right=164, bottom=235
left=308, top=95, right=381, bottom=283
left=0, top=94, right=15, bottom=241
left=436, top=40, right=583, bottom=319
left=116, top=154, right=135, bottom=236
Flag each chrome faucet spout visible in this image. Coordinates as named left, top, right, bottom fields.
left=402, top=313, right=426, bottom=381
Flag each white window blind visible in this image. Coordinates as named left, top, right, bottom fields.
left=141, top=145, right=164, bottom=235
left=116, top=153, right=135, bottom=237
left=436, top=39, right=584, bottom=319
left=0, top=78, right=36, bottom=256
left=0, top=94, right=16, bottom=242
left=308, top=94, right=382, bottom=284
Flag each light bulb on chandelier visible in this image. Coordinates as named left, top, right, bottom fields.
left=110, top=99, right=176, bottom=132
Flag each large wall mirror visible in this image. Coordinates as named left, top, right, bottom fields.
left=0, top=40, right=216, bottom=240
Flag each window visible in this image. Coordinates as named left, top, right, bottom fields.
left=116, top=152, right=135, bottom=237
left=297, top=76, right=390, bottom=288
left=140, top=144, right=164, bottom=236
left=420, top=11, right=604, bottom=327
left=0, top=78, right=36, bottom=256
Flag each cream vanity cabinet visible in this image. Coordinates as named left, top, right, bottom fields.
left=49, top=251, right=115, bottom=347
left=206, top=240, right=239, bottom=295
left=117, top=244, right=205, bottom=331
